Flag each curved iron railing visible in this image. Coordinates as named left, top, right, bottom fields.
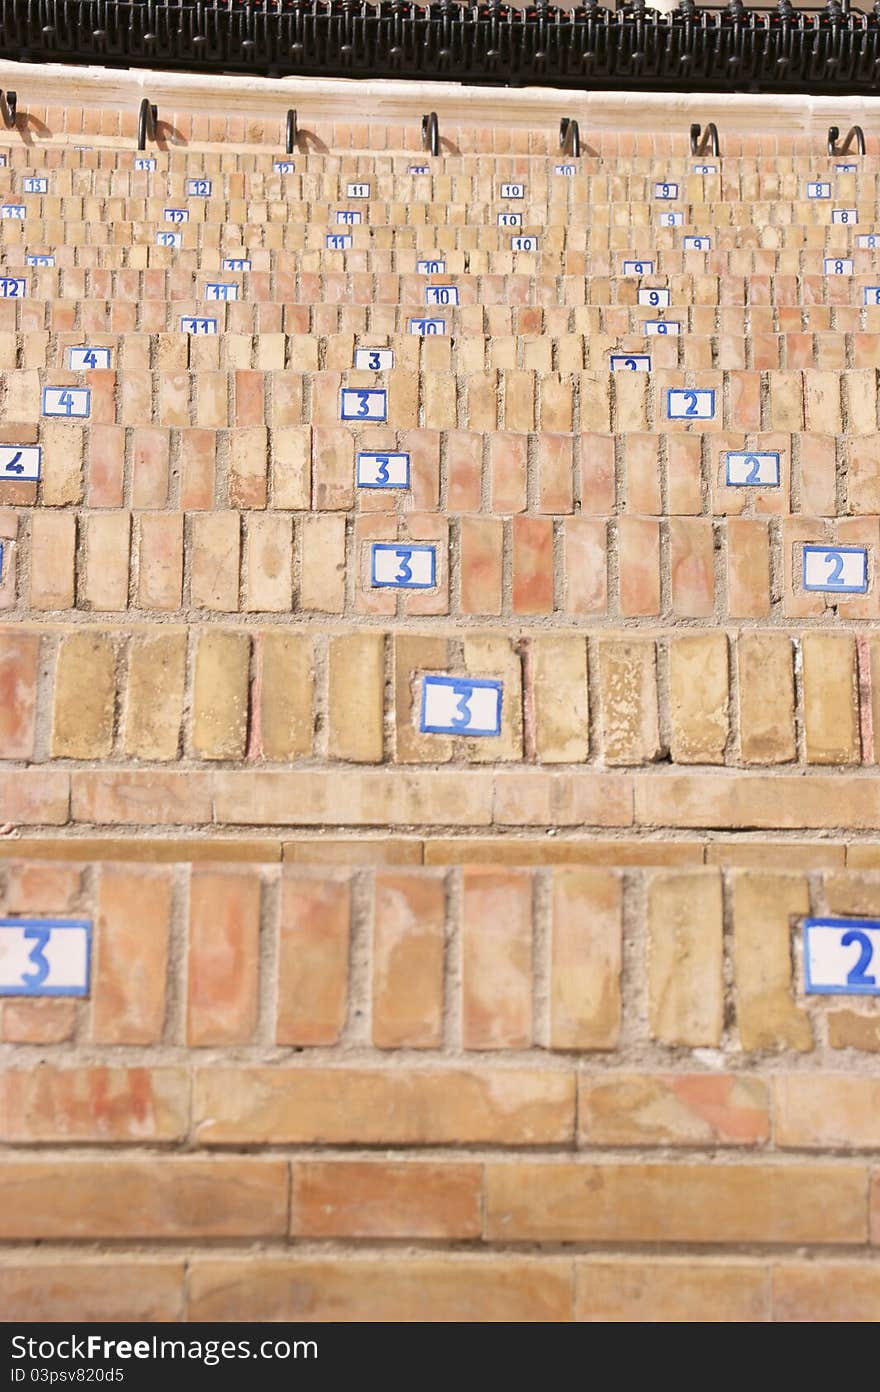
left=2, top=2, right=880, bottom=94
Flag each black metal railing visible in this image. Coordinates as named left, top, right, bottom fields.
left=422, top=110, right=439, bottom=152
left=286, top=107, right=297, bottom=150
left=828, top=121, right=866, bottom=151
left=0, top=90, right=17, bottom=128
left=137, top=96, right=159, bottom=148
left=1, top=2, right=880, bottom=95
left=560, top=115, right=581, bottom=154
left=690, top=120, right=720, bottom=154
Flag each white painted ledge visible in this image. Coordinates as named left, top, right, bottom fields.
left=0, top=57, right=879, bottom=135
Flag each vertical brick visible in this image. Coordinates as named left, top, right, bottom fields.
left=669, top=518, right=714, bottom=617
left=328, top=633, right=384, bottom=763
left=258, top=632, right=314, bottom=760
left=618, top=517, right=660, bottom=617
left=30, top=512, right=76, bottom=610
left=92, top=867, right=173, bottom=1044
left=563, top=518, right=607, bottom=615
left=51, top=633, right=116, bottom=759
left=550, top=868, right=622, bottom=1049
left=244, top=514, right=292, bottom=613
left=188, top=869, right=261, bottom=1046
left=802, top=634, right=860, bottom=764
left=490, top=433, right=527, bottom=513
left=123, top=632, right=186, bottom=761
left=277, top=872, right=350, bottom=1045
left=733, top=872, right=813, bottom=1053
left=393, top=634, right=452, bottom=764
left=311, top=427, right=353, bottom=511
left=131, top=427, right=170, bottom=508
left=192, top=631, right=250, bottom=760
left=668, top=633, right=729, bottom=765
left=460, top=516, right=503, bottom=616
left=512, top=516, right=554, bottom=614
left=0, top=633, right=39, bottom=759
left=229, top=426, right=268, bottom=508
left=137, top=514, right=183, bottom=611
left=463, top=634, right=523, bottom=762
left=727, top=518, right=771, bottom=619
left=271, top=427, right=310, bottom=509
left=580, top=434, right=615, bottom=513
left=462, top=868, right=533, bottom=1048
left=530, top=636, right=589, bottom=763
left=190, top=513, right=240, bottom=612
left=738, top=633, right=796, bottom=764
left=41, top=420, right=84, bottom=505
left=372, top=870, right=445, bottom=1048
left=648, top=869, right=724, bottom=1046
left=82, top=513, right=130, bottom=612
left=597, top=638, right=662, bottom=765
left=299, top=515, right=345, bottom=613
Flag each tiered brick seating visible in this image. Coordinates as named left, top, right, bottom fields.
left=1, top=115, right=880, bottom=1323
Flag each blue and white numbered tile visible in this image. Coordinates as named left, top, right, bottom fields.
left=0, top=277, right=25, bottom=298
left=683, top=235, right=711, bottom=251
left=0, top=205, right=25, bottom=219
left=157, top=231, right=182, bottom=249
left=0, top=918, right=91, bottom=997
left=832, top=208, right=858, bottom=224
left=354, top=347, right=394, bottom=371
left=420, top=675, right=503, bottom=737
left=417, top=258, right=445, bottom=274
left=0, top=444, right=40, bottom=480
left=408, top=317, right=446, bottom=335
left=274, top=160, right=295, bottom=174
left=725, top=451, right=781, bottom=487
left=0, top=540, right=4, bottom=580
left=498, top=212, right=522, bottom=227
left=0, top=154, right=7, bottom=167
left=610, top=354, right=651, bottom=371
left=371, top=544, right=436, bottom=589
left=864, top=286, right=880, bottom=305
left=356, top=451, right=410, bottom=489
left=659, top=211, right=684, bottom=227
left=408, top=165, right=430, bottom=176
left=824, top=257, right=853, bottom=275
left=638, top=287, right=670, bottom=307
left=857, top=234, right=880, bottom=249
left=134, top=156, right=156, bottom=171
left=42, top=387, right=90, bottom=418
left=802, top=544, right=868, bottom=594
left=692, top=164, right=717, bottom=174
left=336, top=210, right=362, bottom=224
left=346, top=182, right=370, bottom=198
left=326, top=234, right=352, bottom=250
left=222, top=257, right=251, bottom=271
left=511, top=236, right=538, bottom=252
left=666, top=389, right=715, bottom=420
left=25, top=254, right=54, bottom=267
left=340, top=388, right=387, bottom=421
left=425, top=285, right=458, bottom=307
left=654, top=181, right=678, bottom=199
left=644, top=319, right=680, bottom=335
left=804, top=917, right=880, bottom=995
left=836, top=163, right=858, bottom=173
left=806, top=181, right=831, bottom=198
left=180, top=316, right=218, bottom=335
left=554, top=164, right=576, bottom=176
left=205, top=281, right=238, bottom=301
left=186, top=178, right=212, bottom=196
left=623, top=260, right=654, bottom=275
left=68, top=346, right=110, bottom=370
left=164, top=208, right=189, bottom=223
left=22, top=176, right=47, bottom=194
left=500, top=183, right=524, bottom=198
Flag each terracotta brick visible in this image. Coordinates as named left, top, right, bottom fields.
left=123, top=632, right=186, bottom=761
left=512, top=516, right=554, bottom=614
left=30, top=511, right=76, bottom=610
left=727, top=518, right=771, bottom=618
left=669, top=518, right=714, bottom=617
left=92, top=866, right=173, bottom=1044
left=529, top=636, right=588, bottom=763
left=1, top=997, right=76, bottom=1043
left=328, top=633, right=384, bottom=762
left=563, top=518, right=607, bottom=614
left=71, top=770, right=212, bottom=826
left=576, top=1260, right=768, bottom=1323
left=192, top=630, right=250, bottom=759
left=490, top=433, right=527, bottom=513
left=244, top=513, right=292, bottom=612
left=0, top=769, right=69, bottom=825
left=276, top=872, right=350, bottom=1045
left=291, top=1160, right=481, bottom=1239
left=738, top=633, right=796, bottom=764
left=462, top=868, right=533, bottom=1049
left=648, top=869, right=724, bottom=1046
left=372, top=870, right=445, bottom=1048
left=0, top=1158, right=287, bottom=1239
left=802, top=634, right=860, bottom=764
left=188, top=869, right=261, bottom=1046
left=0, top=1066, right=188, bottom=1142
left=460, top=516, right=503, bottom=615
left=300, top=514, right=346, bottom=612
left=0, top=1263, right=184, bottom=1322
left=776, top=1075, right=880, bottom=1149
left=597, top=638, right=662, bottom=765
left=132, top=427, right=170, bottom=508
left=190, top=512, right=240, bottom=612
left=51, top=632, right=116, bottom=759
left=579, top=1074, right=769, bottom=1147
left=258, top=631, right=314, bottom=759
left=188, top=1256, right=572, bottom=1322
left=732, top=872, right=813, bottom=1053
left=137, top=513, right=183, bottom=610
left=634, top=772, right=880, bottom=831
left=40, top=420, right=84, bottom=505
left=772, top=1264, right=880, bottom=1322
left=827, top=1010, right=880, bottom=1051
left=82, top=512, right=130, bottom=611
left=486, top=1161, right=866, bottom=1243
left=194, top=1067, right=575, bottom=1145
left=213, top=769, right=492, bottom=828
left=550, top=868, right=622, bottom=1050
left=668, top=633, right=729, bottom=765
left=0, top=632, right=39, bottom=759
